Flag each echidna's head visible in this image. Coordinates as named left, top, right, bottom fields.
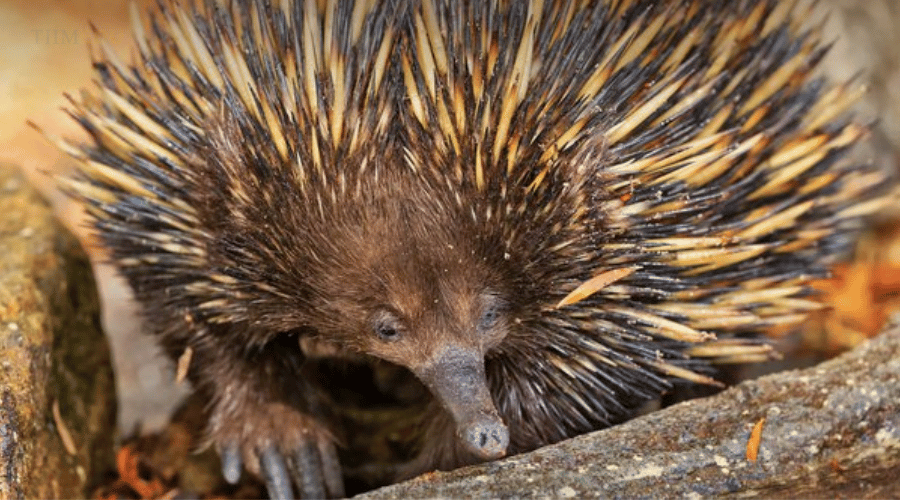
left=293, top=185, right=523, bottom=461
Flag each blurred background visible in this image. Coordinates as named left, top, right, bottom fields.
left=2, top=0, right=899, bottom=437
left=2, top=0, right=189, bottom=433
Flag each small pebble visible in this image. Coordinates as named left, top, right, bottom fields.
left=3, top=177, right=22, bottom=192
left=558, top=486, right=577, bottom=498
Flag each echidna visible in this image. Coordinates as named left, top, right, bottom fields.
left=48, top=0, right=887, bottom=497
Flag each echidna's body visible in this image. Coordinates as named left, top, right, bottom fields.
left=57, top=0, right=884, bottom=497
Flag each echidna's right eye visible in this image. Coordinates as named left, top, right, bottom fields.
left=376, top=323, right=399, bottom=341
left=371, top=311, right=403, bottom=342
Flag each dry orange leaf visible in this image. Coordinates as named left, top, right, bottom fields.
left=115, top=444, right=167, bottom=499
left=746, top=416, right=766, bottom=462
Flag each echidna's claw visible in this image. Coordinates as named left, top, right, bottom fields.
left=292, top=441, right=325, bottom=499
left=221, top=442, right=242, bottom=485
left=211, top=403, right=344, bottom=498
left=261, top=445, right=295, bottom=500
left=319, top=440, right=345, bottom=498
left=285, top=437, right=345, bottom=499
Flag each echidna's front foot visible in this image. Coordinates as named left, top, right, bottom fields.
left=213, top=403, right=344, bottom=499
left=221, top=439, right=342, bottom=499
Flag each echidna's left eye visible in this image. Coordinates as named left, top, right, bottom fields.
left=477, top=294, right=505, bottom=333
left=478, top=308, right=499, bottom=331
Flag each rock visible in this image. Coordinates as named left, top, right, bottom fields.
left=0, top=163, right=116, bottom=499
left=819, top=0, right=900, bottom=174
left=359, top=325, right=900, bottom=499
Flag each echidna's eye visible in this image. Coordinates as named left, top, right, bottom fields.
left=376, top=323, right=399, bottom=341
left=372, top=311, right=403, bottom=342
left=478, top=308, right=500, bottom=331
left=477, top=293, right=505, bottom=333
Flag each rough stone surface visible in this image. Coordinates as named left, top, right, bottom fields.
left=819, top=0, right=900, bottom=175
left=0, top=163, right=116, bottom=499
left=359, top=325, right=900, bottom=499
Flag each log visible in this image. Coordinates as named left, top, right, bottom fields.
left=360, top=324, right=900, bottom=498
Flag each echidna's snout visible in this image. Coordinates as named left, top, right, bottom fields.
left=461, top=413, right=509, bottom=459
left=415, top=346, right=509, bottom=460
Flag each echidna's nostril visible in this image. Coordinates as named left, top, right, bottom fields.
left=463, top=418, right=509, bottom=459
